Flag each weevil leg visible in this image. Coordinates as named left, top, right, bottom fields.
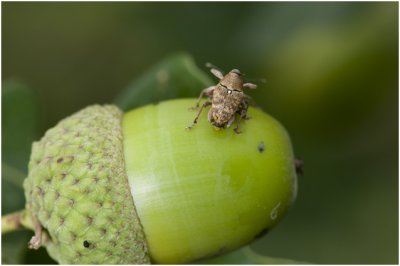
left=186, top=100, right=212, bottom=130
left=189, top=86, right=215, bottom=110
left=208, top=108, right=214, bottom=123
left=244, top=94, right=258, bottom=108
left=226, top=115, right=235, bottom=128
left=234, top=101, right=249, bottom=134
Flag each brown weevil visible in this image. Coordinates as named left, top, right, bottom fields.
left=186, top=65, right=257, bottom=134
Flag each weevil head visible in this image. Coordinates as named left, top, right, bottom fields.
left=220, top=69, right=244, bottom=92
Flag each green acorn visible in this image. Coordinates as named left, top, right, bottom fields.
left=8, top=98, right=298, bottom=264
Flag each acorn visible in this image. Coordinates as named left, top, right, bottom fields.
left=9, top=98, right=297, bottom=264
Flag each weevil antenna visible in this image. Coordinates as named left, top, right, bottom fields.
left=205, top=62, right=224, bottom=75
left=245, top=77, right=267, bottom=84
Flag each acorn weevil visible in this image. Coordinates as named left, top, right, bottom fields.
left=186, top=65, right=257, bottom=134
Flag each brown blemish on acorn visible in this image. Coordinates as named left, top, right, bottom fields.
left=69, top=199, right=75, bottom=207
left=110, top=240, right=117, bottom=247
left=258, top=141, right=265, bottom=153
left=295, top=159, right=304, bottom=176
left=86, top=216, right=93, bottom=225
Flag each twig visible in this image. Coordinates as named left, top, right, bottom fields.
left=2, top=209, right=34, bottom=234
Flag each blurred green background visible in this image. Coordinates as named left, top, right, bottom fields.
left=2, top=2, right=398, bottom=264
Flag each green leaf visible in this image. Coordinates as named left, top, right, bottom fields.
left=2, top=79, right=38, bottom=213
left=2, top=163, right=26, bottom=214
left=2, top=80, right=39, bottom=264
left=2, top=79, right=38, bottom=173
left=114, top=52, right=213, bottom=111
left=195, top=245, right=307, bottom=264
left=1, top=231, right=32, bottom=264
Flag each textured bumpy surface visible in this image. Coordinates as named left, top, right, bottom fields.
left=23, top=105, right=150, bottom=264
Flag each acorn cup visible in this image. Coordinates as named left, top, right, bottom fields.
left=2, top=55, right=298, bottom=264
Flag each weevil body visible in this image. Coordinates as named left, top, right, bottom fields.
left=187, top=67, right=257, bottom=134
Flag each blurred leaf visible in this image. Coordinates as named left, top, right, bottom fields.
left=2, top=80, right=39, bottom=264
left=2, top=231, right=32, bottom=264
left=2, top=163, right=26, bottom=213
left=195, top=245, right=307, bottom=264
left=2, top=79, right=38, bottom=172
left=2, top=79, right=38, bottom=213
left=24, top=247, right=57, bottom=264
left=114, top=52, right=212, bottom=111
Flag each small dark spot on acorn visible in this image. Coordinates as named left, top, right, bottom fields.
left=57, top=158, right=64, bottom=163
left=258, top=141, right=265, bottom=153
left=83, top=240, right=90, bottom=248
left=254, top=227, right=269, bottom=240
left=36, top=187, right=44, bottom=196
left=69, top=199, right=75, bottom=207
left=87, top=216, right=93, bottom=225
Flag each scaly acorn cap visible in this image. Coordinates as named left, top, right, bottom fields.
left=23, top=105, right=150, bottom=264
